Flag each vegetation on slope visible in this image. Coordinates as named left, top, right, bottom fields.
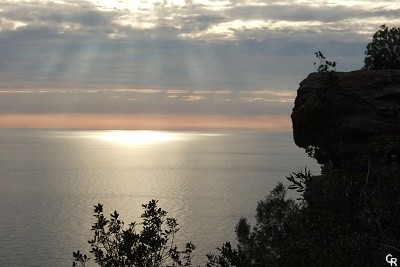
left=73, top=25, right=400, bottom=267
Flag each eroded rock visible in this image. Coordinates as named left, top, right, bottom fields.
left=291, top=70, right=400, bottom=165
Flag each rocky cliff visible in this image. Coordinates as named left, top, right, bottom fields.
left=291, top=69, right=400, bottom=165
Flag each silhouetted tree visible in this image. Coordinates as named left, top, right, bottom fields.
left=208, top=136, right=400, bottom=266
left=364, top=25, right=400, bottom=70
left=72, top=200, right=195, bottom=267
left=206, top=183, right=305, bottom=267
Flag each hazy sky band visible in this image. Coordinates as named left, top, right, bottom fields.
left=0, top=114, right=292, bottom=130
left=0, top=88, right=293, bottom=115
left=0, top=0, right=398, bottom=128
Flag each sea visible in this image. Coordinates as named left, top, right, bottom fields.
left=0, top=129, right=320, bottom=266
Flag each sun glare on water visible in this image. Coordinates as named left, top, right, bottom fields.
left=96, top=130, right=186, bottom=145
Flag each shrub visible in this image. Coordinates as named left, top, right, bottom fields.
left=72, top=200, right=195, bottom=267
left=209, top=134, right=400, bottom=266
left=206, top=183, right=304, bottom=267
left=364, top=25, right=400, bottom=70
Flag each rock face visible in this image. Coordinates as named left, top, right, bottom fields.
left=291, top=69, right=400, bottom=165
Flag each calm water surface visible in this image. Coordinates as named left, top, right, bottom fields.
left=0, top=129, right=319, bottom=266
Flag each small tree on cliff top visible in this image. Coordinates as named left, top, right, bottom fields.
left=364, top=24, right=400, bottom=70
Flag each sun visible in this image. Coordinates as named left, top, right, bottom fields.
left=96, top=130, right=185, bottom=145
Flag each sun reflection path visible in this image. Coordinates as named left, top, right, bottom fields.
left=96, top=130, right=187, bottom=145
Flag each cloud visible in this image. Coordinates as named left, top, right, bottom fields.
left=182, top=95, right=206, bottom=101
left=1, top=1, right=112, bottom=33
left=0, top=0, right=398, bottom=123
left=2, top=0, right=398, bottom=43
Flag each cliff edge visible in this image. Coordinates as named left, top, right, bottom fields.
left=291, top=69, right=400, bottom=165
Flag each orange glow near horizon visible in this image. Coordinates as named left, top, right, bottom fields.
left=0, top=114, right=292, bottom=130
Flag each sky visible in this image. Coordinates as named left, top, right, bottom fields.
left=0, top=0, right=399, bottom=129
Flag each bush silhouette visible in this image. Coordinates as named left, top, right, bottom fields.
left=72, top=200, right=195, bottom=267
left=364, top=25, right=400, bottom=70
left=208, top=134, right=400, bottom=266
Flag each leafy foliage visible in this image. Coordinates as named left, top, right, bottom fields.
left=206, top=183, right=303, bottom=267
left=286, top=167, right=310, bottom=198
left=208, top=133, right=400, bottom=266
left=314, top=51, right=338, bottom=90
left=72, top=200, right=195, bottom=267
left=364, top=25, right=400, bottom=70
left=314, top=50, right=337, bottom=73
